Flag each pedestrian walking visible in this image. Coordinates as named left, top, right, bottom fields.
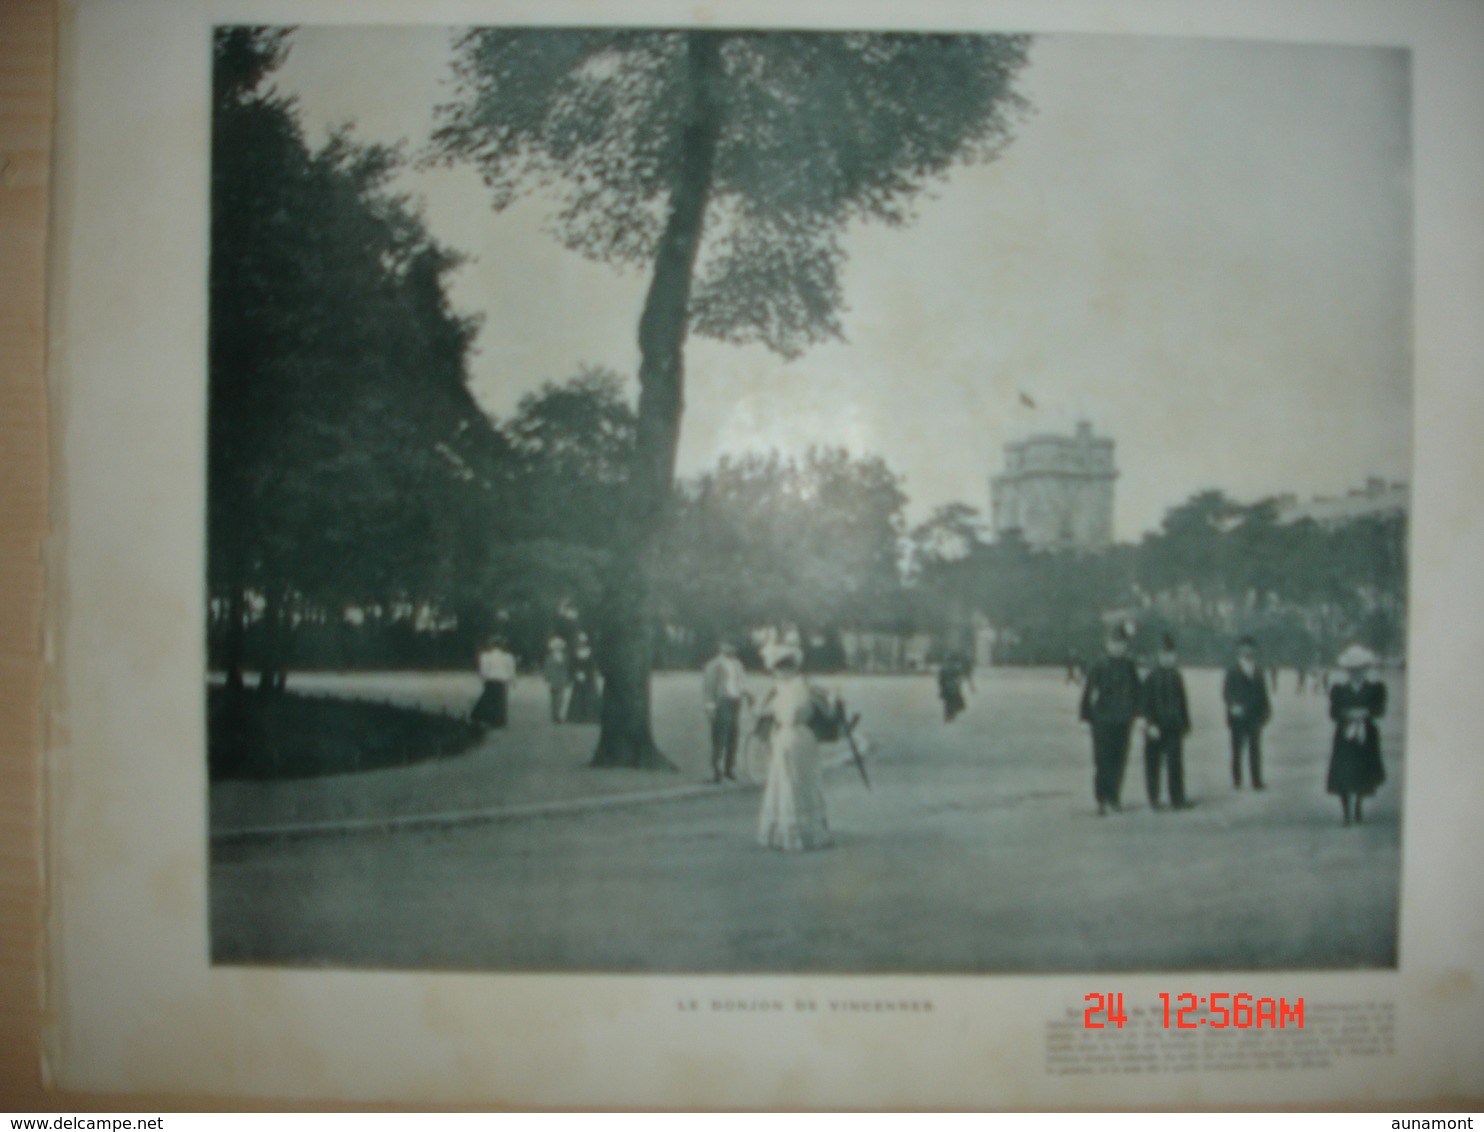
left=756, top=645, right=832, bottom=852
left=566, top=632, right=601, bottom=724
left=938, top=653, right=972, bottom=722
left=542, top=636, right=572, bottom=723
left=1223, top=636, right=1272, bottom=789
left=702, top=637, right=750, bottom=783
left=1079, top=625, right=1142, bottom=815
left=1326, top=644, right=1387, bottom=826
left=1141, top=634, right=1192, bottom=809
left=470, top=635, right=516, bottom=728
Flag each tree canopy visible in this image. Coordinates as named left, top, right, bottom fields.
left=432, top=27, right=1033, bottom=766
left=209, top=27, right=492, bottom=686
left=432, top=30, right=1031, bottom=356
left=206, top=26, right=1405, bottom=708
left=657, top=447, right=908, bottom=643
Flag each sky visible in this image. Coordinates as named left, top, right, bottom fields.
left=272, top=27, right=1411, bottom=541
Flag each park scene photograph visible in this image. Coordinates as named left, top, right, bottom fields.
left=206, top=23, right=1410, bottom=973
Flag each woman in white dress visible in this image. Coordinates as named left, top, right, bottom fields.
left=756, top=646, right=832, bottom=852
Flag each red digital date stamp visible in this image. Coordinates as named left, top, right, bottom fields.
left=1083, top=993, right=1305, bottom=1029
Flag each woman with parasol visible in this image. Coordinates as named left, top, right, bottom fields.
left=755, top=643, right=832, bottom=852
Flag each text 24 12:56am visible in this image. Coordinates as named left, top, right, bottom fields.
left=1085, top=993, right=1305, bottom=1029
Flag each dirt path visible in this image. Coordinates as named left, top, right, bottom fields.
left=210, top=668, right=1403, bottom=972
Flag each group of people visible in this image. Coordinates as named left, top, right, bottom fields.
left=1079, top=628, right=1388, bottom=825
left=470, top=621, right=1389, bottom=854
left=472, top=628, right=840, bottom=854
left=470, top=632, right=601, bottom=728
left=704, top=635, right=836, bottom=853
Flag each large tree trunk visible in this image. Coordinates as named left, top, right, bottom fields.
left=592, top=32, right=725, bottom=769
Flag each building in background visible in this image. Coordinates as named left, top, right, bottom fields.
left=1272, top=477, right=1409, bottom=526
left=990, top=421, right=1117, bottom=551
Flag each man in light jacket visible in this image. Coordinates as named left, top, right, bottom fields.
left=702, top=638, right=750, bottom=783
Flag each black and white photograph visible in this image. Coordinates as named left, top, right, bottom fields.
left=202, top=22, right=1412, bottom=976
left=44, top=0, right=1484, bottom=1108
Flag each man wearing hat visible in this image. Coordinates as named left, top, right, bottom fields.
left=1223, top=636, right=1272, bottom=789
left=1079, top=625, right=1143, bottom=814
left=702, top=637, right=751, bottom=783
left=1141, top=634, right=1193, bottom=809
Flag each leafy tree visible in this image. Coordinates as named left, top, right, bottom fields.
left=209, top=27, right=490, bottom=689
left=432, top=28, right=1031, bottom=766
left=905, top=503, right=989, bottom=643
left=471, top=369, right=639, bottom=658
left=903, top=486, right=1406, bottom=667
left=658, top=447, right=909, bottom=644
left=505, top=368, right=636, bottom=544
left=909, top=502, right=984, bottom=571
left=1134, top=492, right=1407, bottom=663
left=967, top=535, right=1133, bottom=663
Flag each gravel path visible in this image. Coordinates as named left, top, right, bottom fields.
left=210, top=667, right=1403, bottom=973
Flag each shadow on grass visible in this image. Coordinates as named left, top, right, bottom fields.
left=208, top=686, right=484, bottom=781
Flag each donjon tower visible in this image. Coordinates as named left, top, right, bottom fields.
left=990, top=421, right=1116, bottom=551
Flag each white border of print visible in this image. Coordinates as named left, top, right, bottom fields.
left=43, top=0, right=1484, bottom=1108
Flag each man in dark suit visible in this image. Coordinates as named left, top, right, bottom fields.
left=1079, top=626, right=1142, bottom=815
left=1142, top=634, right=1192, bottom=809
left=1223, top=636, right=1272, bottom=789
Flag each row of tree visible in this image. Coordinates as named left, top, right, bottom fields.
left=209, top=30, right=636, bottom=690
left=209, top=28, right=496, bottom=692
left=210, top=24, right=1040, bottom=768
left=910, top=492, right=1406, bottom=666
left=209, top=27, right=1403, bottom=774
left=211, top=301, right=1407, bottom=678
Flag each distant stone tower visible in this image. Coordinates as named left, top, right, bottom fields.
left=990, top=421, right=1116, bottom=550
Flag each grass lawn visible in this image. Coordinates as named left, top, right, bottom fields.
left=207, top=686, right=484, bottom=781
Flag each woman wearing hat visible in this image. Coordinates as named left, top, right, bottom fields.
left=755, top=645, right=832, bottom=852
left=1326, top=644, right=1387, bottom=825
left=566, top=632, right=602, bottom=724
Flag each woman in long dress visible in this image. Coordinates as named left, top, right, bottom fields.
left=756, top=647, right=832, bottom=852
left=1326, top=644, right=1387, bottom=826
left=566, top=633, right=602, bottom=724
left=470, top=637, right=515, bottom=728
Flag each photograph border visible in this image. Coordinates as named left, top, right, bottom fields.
left=42, top=0, right=1484, bottom=1108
